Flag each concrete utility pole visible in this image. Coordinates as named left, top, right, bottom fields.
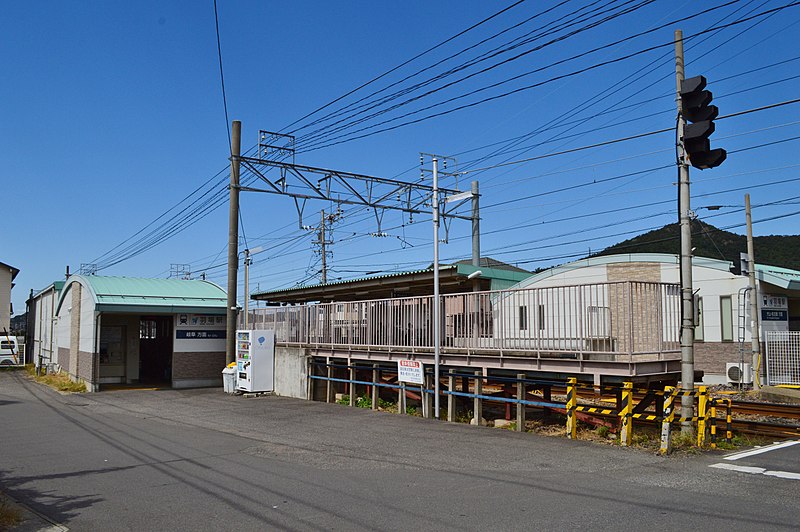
left=226, top=120, right=241, bottom=365
left=745, top=194, right=762, bottom=388
left=471, top=180, right=481, bottom=286
left=432, top=157, right=441, bottom=419
left=675, top=30, right=695, bottom=433
left=243, top=249, right=252, bottom=328
left=471, top=180, right=481, bottom=344
left=320, top=210, right=328, bottom=284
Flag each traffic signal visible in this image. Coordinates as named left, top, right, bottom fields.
left=680, top=75, right=726, bottom=169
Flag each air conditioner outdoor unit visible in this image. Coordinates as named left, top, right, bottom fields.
left=726, top=362, right=753, bottom=384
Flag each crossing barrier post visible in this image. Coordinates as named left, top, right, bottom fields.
left=620, top=381, right=633, bottom=447
left=724, top=398, right=733, bottom=444
left=697, top=385, right=708, bottom=447
left=659, top=386, right=676, bottom=455
left=566, top=377, right=577, bottom=439
left=710, top=399, right=718, bottom=449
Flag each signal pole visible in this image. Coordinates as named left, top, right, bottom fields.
left=226, top=120, right=241, bottom=365
left=675, top=31, right=695, bottom=434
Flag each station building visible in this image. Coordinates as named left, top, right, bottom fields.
left=45, top=275, right=228, bottom=391
left=510, top=253, right=800, bottom=384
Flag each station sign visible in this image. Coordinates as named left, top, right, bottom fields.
left=397, top=359, right=424, bottom=384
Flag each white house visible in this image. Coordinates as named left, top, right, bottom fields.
left=506, top=253, right=799, bottom=384
left=0, top=261, right=20, bottom=332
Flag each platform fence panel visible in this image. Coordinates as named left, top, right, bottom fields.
left=766, top=330, right=800, bottom=385
left=246, top=281, right=681, bottom=359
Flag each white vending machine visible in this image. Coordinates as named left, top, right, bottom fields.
left=235, top=329, right=275, bottom=393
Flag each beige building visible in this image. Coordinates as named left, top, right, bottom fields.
left=0, top=261, right=20, bottom=332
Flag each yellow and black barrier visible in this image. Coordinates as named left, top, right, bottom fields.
left=566, top=377, right=578, bottom=439
left=565, top=381, right=724, bottom=453
left=709, top=397, right=733, bottom=449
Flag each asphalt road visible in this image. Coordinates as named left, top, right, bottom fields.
left=1, top=371, right=798, bottom=531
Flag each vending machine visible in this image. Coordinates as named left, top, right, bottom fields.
left=235, top=329, right=275, bottom=393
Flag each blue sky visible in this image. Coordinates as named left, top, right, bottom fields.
left=4, top=0, right=800, bottom=315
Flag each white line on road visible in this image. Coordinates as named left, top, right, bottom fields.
left=723, top=440, right=800, bottom=461
left=710, top=462, right=800, bottom=480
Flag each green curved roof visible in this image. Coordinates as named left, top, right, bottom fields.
left=56, top=275, right=228, bottom=314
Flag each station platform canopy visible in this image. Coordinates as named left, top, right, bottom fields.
left=251, top=257, right=531, bottom=304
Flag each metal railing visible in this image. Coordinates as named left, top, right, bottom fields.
left=244, top=281, right=681, bottom=360
left=766, top=330, right=800, bottom=385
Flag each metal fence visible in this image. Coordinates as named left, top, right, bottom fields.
left=245, top=281, right=681, bottom=360
left=766, top=330, right=800, bottom=385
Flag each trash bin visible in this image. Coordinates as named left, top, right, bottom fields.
left=222, top=365, right=237, bottom=394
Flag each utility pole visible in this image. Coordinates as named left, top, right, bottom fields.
left=675, top=30, right=695, bottom=433
left=471, top=180, right=481, bottom=285
left=313, top=209, right=339, bottom=284
left=471, top=180, right=481, bottom=345
left=244, top=249, right=252, bottom=328
left=745, top=194, right=762, bottom=388
left=226, top=120, right=241, bottom=365
left=320, top=210, right=327, bottom=284
left=432, top=157, right=441, bottom=420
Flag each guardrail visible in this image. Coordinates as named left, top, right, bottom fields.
left=309, top=360, right=723, bottom=453
left=247, top=281, right=681, bottom=361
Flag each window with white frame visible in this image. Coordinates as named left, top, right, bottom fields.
left=720, top=296, right=733, bottom=342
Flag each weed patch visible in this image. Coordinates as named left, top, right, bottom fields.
left=25, top=364, right=86, bottom=393
left=0, top=494, right=22, bottom=529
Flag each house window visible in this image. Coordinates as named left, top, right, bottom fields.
left=695, top=297, right=704, bottom=341
left=140, top=319, right=158, bottom=339
left=519, top=306, right=527, bottom=330
left=720, top=296, right=733, bottom=342
left=538, top=304, right=546, bottom=331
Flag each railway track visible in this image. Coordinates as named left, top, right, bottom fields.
left=729, top=399, right=800, bottom=419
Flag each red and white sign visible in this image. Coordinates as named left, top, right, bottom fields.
left=397, top=359, right=424, bottom=384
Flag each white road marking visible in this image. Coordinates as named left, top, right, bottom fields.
left=723, top=440, right=800, bottom=461
left=710, top=463, right=800, bottom=480
left=710, top=463, right=766, bottom=474
left=763, top=470, right=800, bottom=480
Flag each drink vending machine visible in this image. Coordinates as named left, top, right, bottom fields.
left=235, top=329, right=275, bottom=393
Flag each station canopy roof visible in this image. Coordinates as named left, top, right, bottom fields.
left=57, top=275, right=228, bottom=314
left=251, top=257, right=531, bottom=304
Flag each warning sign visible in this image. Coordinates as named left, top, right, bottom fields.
left=398, top=359, right=424, bottom=384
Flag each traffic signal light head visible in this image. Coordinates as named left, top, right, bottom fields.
left=680, top=75, right=726, bottom=169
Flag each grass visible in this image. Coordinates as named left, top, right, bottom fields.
left=336, top=394, right=399, bottom=411
left=25, top=364, right=86, bottom=393
left=0, top=494, right=22, bottom=529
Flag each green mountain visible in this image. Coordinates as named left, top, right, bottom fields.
left=593, top=220, right=800, bottom=272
